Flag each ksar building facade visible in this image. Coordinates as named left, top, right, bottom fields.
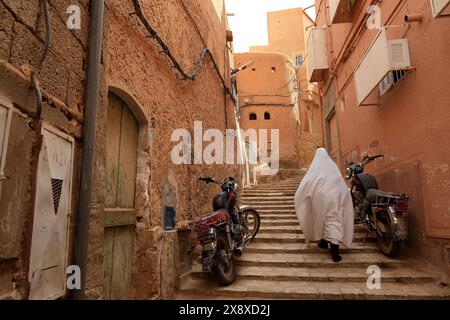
left=0, top=0, right=241, bottom=300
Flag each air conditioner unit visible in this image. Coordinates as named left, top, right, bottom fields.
left=355, top=29, right=412, bottom=105
left=329, top=0, right=357, bottom=24
left=430, top=0, right=450, bottom=18
left=306, top=28, right=329, bottom=83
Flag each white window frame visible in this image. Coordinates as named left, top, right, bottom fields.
left=0, top=97, right=13, bottom=181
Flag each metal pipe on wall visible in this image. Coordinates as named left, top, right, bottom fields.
left=404, top=13, right=423, bottom=23
left=73, top=0, right=105, bottom=300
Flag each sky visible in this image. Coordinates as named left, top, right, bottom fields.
left=225, top=0, right=317, bottom=53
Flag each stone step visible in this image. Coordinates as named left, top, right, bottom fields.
left=252, top=185, right=301, bottom=189
left=245, top=188, right=298, bottom=192
left=260, top=218, right=298, bottom=225
left=240, top=201, right=295, bottom=206
left=190, top=265, right=436, bottom=284
left=179, top=278, right=450, bottom=300
left=245, top=242, right=381, bottom=254
left=241, top=196, right=294, bottom=201
left=241, top=203, right=295, bottom=207
left=252, top=181, right=302, bottom=184
left=259, top=225, right=302, bottom=233
left=247, top=205, right=295, bottom=210
left=248, top=188, right=297, bottom=190
left=253, top=232, right=375, bottom=244
left=249, top=182, right=302, bottom=186
left=258, top=224, right=366, bottom=233
left=256, top=209, right=296, bottom=214
left=250, top=208, right=296, bottom=213
left=250, top=185, right=297, bottom=189
left=258, top=211, right=298, bottom=219
left=242, top=190, right=296, bottom=194
left=243, top=187, right=296, bottom=190
left=242, top=190, right=296, bottom=192
left=242, top=194, right=296, bottom=198
left=237, top=252, right=407, bottom=269
left=241, top=191, right=295, bottom=199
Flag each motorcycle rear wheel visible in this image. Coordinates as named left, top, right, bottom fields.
left=213, top=232, right=236, bottom=286
left=377, top=211, right=401, bottom=258
left=242, top=209, right=260, bottom=241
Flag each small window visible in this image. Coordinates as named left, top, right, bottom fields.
left=264, top=112, right=271, bottom=120
left=251, top=68, right=256, bottom=72
left=249, top=113, right=257, bottom=120
left=296, top=54, right=303, bottom=66
left=271, top=67, right=276, bottom=72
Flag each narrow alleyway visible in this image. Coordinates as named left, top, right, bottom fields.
left=177, top=170, right=450, bottom=299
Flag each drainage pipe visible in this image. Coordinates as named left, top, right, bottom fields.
left=73, top=0, right=105, bottom=300
left=404, top=13, right=423, bottom=23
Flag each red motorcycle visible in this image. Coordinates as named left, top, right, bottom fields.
left=192, top=176, right=260, bottom=285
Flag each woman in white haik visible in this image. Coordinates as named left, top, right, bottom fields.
left=294, top=148, right=354, bottom=262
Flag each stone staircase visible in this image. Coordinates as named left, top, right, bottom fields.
left=177, top=171, right=450, bottom=300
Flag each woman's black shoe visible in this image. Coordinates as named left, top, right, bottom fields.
left=317, top=239, right=329, bottom=249
left=330, top=244, right=342, bottom=263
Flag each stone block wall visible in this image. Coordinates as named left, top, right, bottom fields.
left=0, top=0, right=89, bottom=299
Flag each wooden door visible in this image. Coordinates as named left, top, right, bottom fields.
left=103, top=93, right=138, bottom=300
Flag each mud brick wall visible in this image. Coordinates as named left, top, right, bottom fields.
left=0, top=0, right=89, bottom=299
left=83, top=0, right=240, bottom=299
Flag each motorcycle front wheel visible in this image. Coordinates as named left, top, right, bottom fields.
left=241, top=209, right=261, bottom=241
left=212, top=232, right=236, bottom=286
left=376, top=210, right=401, bottom=258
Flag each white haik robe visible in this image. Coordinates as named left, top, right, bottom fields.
left=294, top=148, right=354, bottom=248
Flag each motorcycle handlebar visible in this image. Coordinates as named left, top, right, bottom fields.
left=362, top=154, right=384, bottom=166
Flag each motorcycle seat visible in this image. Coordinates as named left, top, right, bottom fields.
left=366, top=189, right=401, bottom=203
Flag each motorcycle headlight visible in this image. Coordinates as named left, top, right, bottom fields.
left=346, top=167, right=351, bottom=177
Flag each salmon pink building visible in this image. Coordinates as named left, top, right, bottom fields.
left=310, top=0, right=450, bottom=280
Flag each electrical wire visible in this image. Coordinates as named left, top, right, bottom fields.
left=131, top=0, right=208, bottom=81
left=178, top=0, right=235, bottom=101
left=32, top=0, right=51, bottom=120
left=131, top=0, right=235, bottom=104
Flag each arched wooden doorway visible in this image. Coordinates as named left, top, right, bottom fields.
left=103, top=92, right=139, bottom=300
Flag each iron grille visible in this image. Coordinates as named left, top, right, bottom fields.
left=51, top=178, right=63, bottom=214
